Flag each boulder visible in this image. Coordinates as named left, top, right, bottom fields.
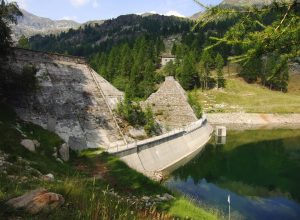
left=59, top=143, right=69, bottom=161
left=32, top=140, right=40, bottom=148
left=6, top=188, right=64, bottom=214
left=20, top=139, right=35, bottom=152
left=128, top=128, right=147, bottom=139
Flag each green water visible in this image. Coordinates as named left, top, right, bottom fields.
left=165, top=129, right=300, bottom=219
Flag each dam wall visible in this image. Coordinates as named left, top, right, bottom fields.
left=4, top=48, right=125, bottom=150
left=109, top=119, right=213, bottom=175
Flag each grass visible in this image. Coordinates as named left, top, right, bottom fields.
left=162, top=197, right=220, bottom=220
left=192, top=77, right=300, bottom=113
left=289, top=73, right=300, bottom=95
left=0, top=102, right=219, bottom=219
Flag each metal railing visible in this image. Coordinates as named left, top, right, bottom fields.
left=108, top=116, right=208, bottom=154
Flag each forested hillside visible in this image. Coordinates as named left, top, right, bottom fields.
left=28, top=0, right=300, bottom=97
left=29, top=14, right=192, bottom=57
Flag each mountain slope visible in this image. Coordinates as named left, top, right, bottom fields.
left=29, top=14, right=192, bottom=56
left=12, top=9, right=80, bottom=40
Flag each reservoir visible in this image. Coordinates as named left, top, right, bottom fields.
left=165, top=129, right=300, bottom=219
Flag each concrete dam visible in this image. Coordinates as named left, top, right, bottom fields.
left=4, top=48, right=213, bottom=176
left=109, top=119, right=213, bottom=176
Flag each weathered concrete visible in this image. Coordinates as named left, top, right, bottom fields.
left=109, top=119, right=213, bottom=177
left=5, top=48, right=125, bottom=150
left=143, top=76, right=197, bottom=130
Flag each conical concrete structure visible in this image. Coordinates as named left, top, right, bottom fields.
left=143, top=76, right=197, bottom=129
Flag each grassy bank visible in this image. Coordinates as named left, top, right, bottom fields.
left=191, top=77, right=300, bottom=113
left=0, top=102, right=219, bottom=219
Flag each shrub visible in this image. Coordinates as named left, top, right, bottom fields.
left=188, top=92, right=203, bottom=119
left=117, top=98, right=146, bottom=127
left=144, top=106, right=161, bottom=136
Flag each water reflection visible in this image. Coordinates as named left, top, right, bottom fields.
left=166, top=177, right=300, bottom=220
left=165, top=129, right=300, bottom=219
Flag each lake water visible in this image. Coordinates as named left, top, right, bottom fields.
left=165, top=129, right=300, bottom=220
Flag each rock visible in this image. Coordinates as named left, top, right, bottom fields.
left=32, top=140, right=40, bottom=148
left=20, top=139, right=35, bottom=152
left=128, top=128, right=147, bottom=139
left=59, top=143, right=69, bottom=161
left=68, top=136, right=87, bottom=151
left=42, top=173, right=54, bottom=182
left=6, top=188, right=64, bottom=214
left=163, top=193, right=175, bottom=200
left=52, top=152, right=58, bottom=158
left=47, top=117, right=57, bottom=132
left=141, top=196, right=150, bottom=201
left=56, top=158, right=63, bottom=164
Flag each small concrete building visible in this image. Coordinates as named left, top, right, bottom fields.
left=161, top=55, right=176, bottom=67
left=215, top=126, right=227, bottom=137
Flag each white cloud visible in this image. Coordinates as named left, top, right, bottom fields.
left=61, top=16, right=78, bottom=21
left=164, top=10, right=186, bottom=18
left=8, top=0, right=27, bottom=9
left=70, top=0, right=90, bottom=7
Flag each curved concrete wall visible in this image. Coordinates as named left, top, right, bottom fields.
left=111, top=120, right=213, bottom=175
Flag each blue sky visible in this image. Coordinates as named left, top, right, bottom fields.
left=9, top=0, right=223, bottom=23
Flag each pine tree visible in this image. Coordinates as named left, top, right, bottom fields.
left=216, top=53, right=225, bottom=88
left=0, top=0, right=22, bottom=57
left=17, top=35, right=30, bottom=49
left=201, top=50, right=213, bottom=89
left=178, top=53, right=197, bottom=90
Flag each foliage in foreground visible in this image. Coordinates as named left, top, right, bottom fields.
left=195, top=0, right=300, bottom=92
left=0, top=0, right=22, bottom=57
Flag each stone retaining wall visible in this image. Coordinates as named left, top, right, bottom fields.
left=143, top=76, right=197, bottom=129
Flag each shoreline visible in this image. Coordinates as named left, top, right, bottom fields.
left=207, top=113, right=300, bottom=130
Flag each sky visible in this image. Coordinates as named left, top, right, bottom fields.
left=8, top=0, right=223, bottom=23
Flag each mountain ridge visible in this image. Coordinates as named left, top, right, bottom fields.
left=12, top=9, right=81, bottom=40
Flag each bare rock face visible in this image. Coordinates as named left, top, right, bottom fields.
left=20, top=139, right=36, bottom=152
left=59, top=143, right=69, bottom=161
left=6, top=188, right=64, bottom=214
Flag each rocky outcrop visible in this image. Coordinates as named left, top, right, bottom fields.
left=5, top=48, right=125, bottom=150
left=143, top=76, right=197, bottom=130
left=6, top=188, right=64, bottom=214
